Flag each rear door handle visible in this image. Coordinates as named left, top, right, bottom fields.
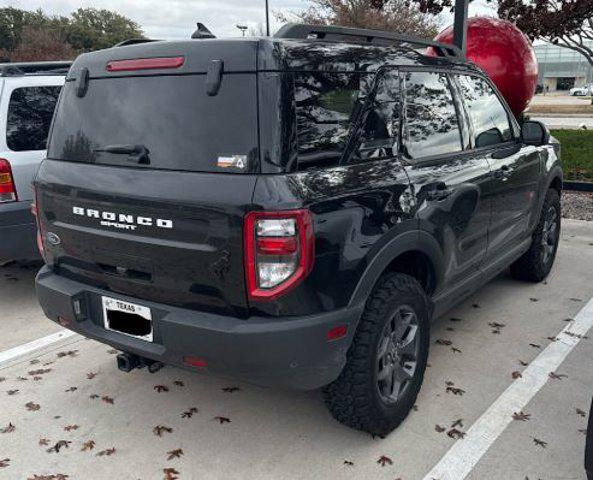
left=426, top=182, right=452, bottom=201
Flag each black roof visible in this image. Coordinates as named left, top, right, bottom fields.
left=0, top=61, right=71, bottom=77
left=66, top=24, right=480, bottom=80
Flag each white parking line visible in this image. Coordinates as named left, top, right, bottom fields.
left=0, top=330, right=77, bottom=366
left=423, top=297, right=593, bottom=480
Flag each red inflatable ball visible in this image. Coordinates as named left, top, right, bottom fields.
left=429, top=17, right=538, bottom=117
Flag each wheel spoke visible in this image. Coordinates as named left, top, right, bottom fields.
left=398, top=326, right=418, bottom=357
left=377, top=362, right=393, bottom=381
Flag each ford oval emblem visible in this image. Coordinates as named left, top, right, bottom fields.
left=46, top=232, right=61, bottom=246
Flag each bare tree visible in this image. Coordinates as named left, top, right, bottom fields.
left=277, top=0, right=440, bottom=38
left=6, top=26, right=76, bottom=62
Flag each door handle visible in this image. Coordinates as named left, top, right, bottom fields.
left=426, top=182, right=452, bottom=201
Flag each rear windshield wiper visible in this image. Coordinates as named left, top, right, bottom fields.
left=94, top=144, right=150, bottom=164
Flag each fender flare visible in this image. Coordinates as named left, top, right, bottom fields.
left=347, top=230, right=444, bottom=308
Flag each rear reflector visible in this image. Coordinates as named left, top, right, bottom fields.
left=106, top=56, right=185, bottom=72
left=0, top=158, right=17, bottom=203
left=327, top=325, right=347, bottom=341
left=183, top=356, right=208, bottom=368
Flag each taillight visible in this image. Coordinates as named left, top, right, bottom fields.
left=106, top=57, right=185, bottom=72
left=244, top=209, right=314, bottom=301
left=0, top=158, right=17, bottom=203
left=31, top=187, right=45, bottom=259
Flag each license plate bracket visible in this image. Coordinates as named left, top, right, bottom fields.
left=102, top=296, right=153, bottom=342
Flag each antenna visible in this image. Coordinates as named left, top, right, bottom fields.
left=191, top=23, right=216, bottom=39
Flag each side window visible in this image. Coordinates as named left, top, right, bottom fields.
left=403, top=71, right=462, bottom=159
left=295, top=72, right=370, bottom=170
left=352, top=70, right=400, bottom=162
left=6, top=86, right=61, bottom=152
left=457, top=75, right=512, bottom=148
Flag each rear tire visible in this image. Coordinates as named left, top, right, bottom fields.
left=510, top=188, right=561, bottom=282
left=323, top=273, right=430, bottom=436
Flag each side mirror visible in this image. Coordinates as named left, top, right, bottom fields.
left=521, top=120, right=550, bottom=146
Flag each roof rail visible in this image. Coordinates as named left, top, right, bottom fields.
left=113, top=39, right=160, bottom=47
left=274, top=23, right=462, bottom=58
left=0, top=61, right=72, bottom=77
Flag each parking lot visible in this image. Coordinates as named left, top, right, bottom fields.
left=0, top=218, right=592, bottom=480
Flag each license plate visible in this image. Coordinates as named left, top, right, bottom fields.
left=102, top=296, right=153, bottom=342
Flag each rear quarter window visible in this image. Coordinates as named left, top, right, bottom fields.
left=6, top=86, right=61, bottom=151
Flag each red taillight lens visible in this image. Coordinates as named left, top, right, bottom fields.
left=244, top=209, right=314, bottom=302
left=106, top=56, right=185, bottom=72
left=0, top=158, right=17, bottom=203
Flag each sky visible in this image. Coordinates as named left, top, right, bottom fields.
left=1, top=0, right=496, bottom=39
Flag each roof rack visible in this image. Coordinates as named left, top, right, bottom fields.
left=0, top=61, right=72, bottom=77
left=114, top=39, right=160, bottom=47
left=274, top=23, right=462, bottom=58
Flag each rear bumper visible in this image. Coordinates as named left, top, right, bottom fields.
left=0, top=201, right=39, bottom=263
left=36, top=266, right=363, bottom=390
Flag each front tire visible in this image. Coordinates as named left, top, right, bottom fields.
left=323, top=273, right=430, bottom=436
left=510, top=188, right=561, bottom=282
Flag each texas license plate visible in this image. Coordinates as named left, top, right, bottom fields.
left=102, top=296, right=153, bottom=342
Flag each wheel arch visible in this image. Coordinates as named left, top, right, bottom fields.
left=348, top=230, right=444, bottom=309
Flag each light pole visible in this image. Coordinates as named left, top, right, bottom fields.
left=265, top=0, right=270, bottom=36
left=236, top=25, right=248, bottom=37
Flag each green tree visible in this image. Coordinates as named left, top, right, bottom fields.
left=65, top=8, right=144, bottom=51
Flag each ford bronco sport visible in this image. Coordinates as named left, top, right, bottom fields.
left=34, top=24, right=562, bottom=436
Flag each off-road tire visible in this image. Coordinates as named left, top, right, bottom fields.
left=323, top=273, right=430, bottom=436
left=510, top=188, right=561, bottom=282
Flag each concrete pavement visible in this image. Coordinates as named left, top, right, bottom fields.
left=1, top=219, right=592, bottom=480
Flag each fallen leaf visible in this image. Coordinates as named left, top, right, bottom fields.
left=529, top=343, right=541, bottom=349
left=450, top=317, right=463, bottom=322
left=56, top=351, right=78, bottom=358
left=173, top=381, right=184, bottom=387
left=549, top=372, right=568, bottom=380
left=167, top=448, right=184, bottom=460
left=446, top=386, right=465, bottom=396
left=89, top=394, right=100, bottom=400
left=447, top=428, right=466, bottom=440
left=214, top=416, right=231, bottom=424
left=0, top=423, right=15, bottom=434
left=28, top=476, right=70, bottom=480
left=472, top=303, right=481, bottom=309
left=533, top=437, right=547, bottom=448
left=519, top=360, right=529, bottom=367
left=163, top=468, right=180, bottom=480
left=451, top=419, right=464, bottom=429
left=435, top=424, right=446, bottom=433
left=28, top=369, right=52, bottom=376
left=17, top=376, right=28, bottom=381
left=451, top=347, right=462, bottom=354
left=569, top=298, right=582, bottom=302
left=39, top=438, right=50, bottom=446
left=96, top=447, right=116, bottom=457
left=222, top=387, right=241, bottom=393
left=86, top=372, right=97, bottom=380
left=512, top=411, right=531, bottom=421
left=101, top=396, right=114, bottom=405
left=181, top=407, right=198, bottom=419
left=343, top=460, right=354, bottom=466
left=7, top=390, right=19, bottom=395
left=153, top=425, right=173, bottom=437
left=579, top=429, right=587, bottom=435
left=489, top=322, right=506, bottom=329
left=81, top=440, right=95, bottom=451
left=64, top=387, right=77, bottom=393
left=106, top=349, right=118, bottom=355
left=30, top=359, right=40, bottom=365
left=377, top=455, right=393, bottom=467
left=154, top=385, right=169, bottom=393
left=46, top=440, right=72, bottom=453
left=512, top=371, right=523, bottom=379
left=0, top=458, right=9, bottom=468
left=64, top=425, right=79, bottom=432
left=436, top=339, right=452, bottom=346
left=530, top=298, right=539, bottom=302
left=576, top=408, right=587, bottom=418
left=25, top=402, right=41, bottom=411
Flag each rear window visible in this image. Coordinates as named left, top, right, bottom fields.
left=48, top=74, right=258, bottom=173
left=7, top=86, right=61, bottom=152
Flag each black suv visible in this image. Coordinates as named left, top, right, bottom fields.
left=34, top=24, right=562, bottom=436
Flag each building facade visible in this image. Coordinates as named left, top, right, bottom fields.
left=534, top=42, right=593, bottom=91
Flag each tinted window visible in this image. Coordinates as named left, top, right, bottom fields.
left=6, top=86, right=61, bottom=151
left=403, top=71, right=462, bottom=159
left=48, top=75, right=258, bottom=173
left=457, top=75, right=512, bottom=147
left=295, top=73, right=371, bottom=169
left=351, top=70, right=400, bottom=162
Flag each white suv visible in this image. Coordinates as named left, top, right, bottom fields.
left=0, top=62, right=67, bottom=264
left=569, top=84, right=593, bottom=96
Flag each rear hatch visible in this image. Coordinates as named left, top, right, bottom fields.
left=35, top=40, right=261, bottom=316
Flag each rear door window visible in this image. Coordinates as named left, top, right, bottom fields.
left=402, top=71, right=462, bottom=160
left=48, top=74, right=258, bottom=173
left=295, top=72, right=371, bottom=170
left=456, top=75, right=513, bottom=148
left=6, top=86, right=61, bottom=151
